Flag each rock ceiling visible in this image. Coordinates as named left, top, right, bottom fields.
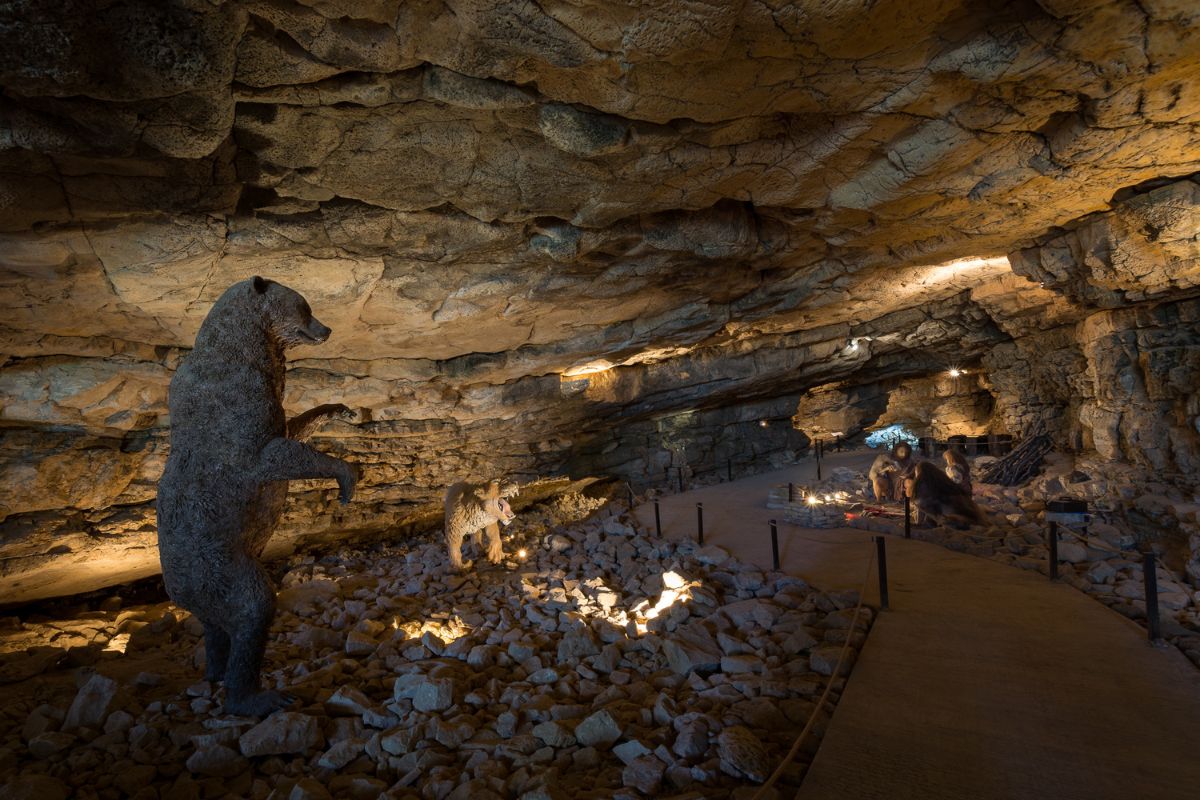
left=1, top=0, right=1199, bottom=599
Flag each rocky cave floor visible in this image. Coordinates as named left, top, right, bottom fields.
left=0, top=493, right=870, bottom=800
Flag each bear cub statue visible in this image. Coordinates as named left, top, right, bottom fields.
left=444, top=479, right=519, bottom=571
left=157, top=276, right=358, bottom=716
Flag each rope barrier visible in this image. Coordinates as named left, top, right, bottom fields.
left=752, top=540, right=878, bottom=800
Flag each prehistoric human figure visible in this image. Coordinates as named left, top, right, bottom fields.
left=868, top=441, right=917, bottom=502
left=444, top=479, right=518, bottom=571
left=943, top=447, right=972, bottom=494
left=908, top=461, right=988, bottom=528
left=157, top=277, right=357, bottom=716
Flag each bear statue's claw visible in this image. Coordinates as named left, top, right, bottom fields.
left=224, top=689, right=296, bottom=717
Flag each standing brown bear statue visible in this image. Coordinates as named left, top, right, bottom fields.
left=157, top=277, right=358, bottom=716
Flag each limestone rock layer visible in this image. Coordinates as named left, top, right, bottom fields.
left=1, top=0, right=1199, bottom=601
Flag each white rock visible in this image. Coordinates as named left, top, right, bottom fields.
left=532, top=720, right=576, bottom=748
left=289, top=778, right=334, bottom=800
left=717, top=725, right=771, bottom=782
left=186, top=744, right=248, bottom=777
left=63, top=673, right=119, bottom=730
left=810, top=645, right=854, bottom=676
left=239, top=713, right=325, bottom=757
left=413, top=677, right=455, bottom=712
left=575, top=709, right=622, bottom=748
left=613, top=738, right=652, bottom=765
left=325, top=685, right=373, bottom=716
left=663, top=622, right=722, bottom=675
left=623, top=754, right=665, bottom=794
left=317, top=739, right=364, bottom=769
left=344, top=630, right=378, bottom=656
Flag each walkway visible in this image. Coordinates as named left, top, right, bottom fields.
left=632, top=451, right=1200, bottom=800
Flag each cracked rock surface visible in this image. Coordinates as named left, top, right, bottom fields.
left=1, top=1, right=1200, bottom=600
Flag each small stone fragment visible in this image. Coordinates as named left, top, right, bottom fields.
left=186, top=744, right=249, bottom=777
left=575, top=709, right=622, bottom=749
left=63, top=673, right=120, bottom=730
left=239, top=713, right=325, bottom=757
left=717, top=725, right=771, bottom=783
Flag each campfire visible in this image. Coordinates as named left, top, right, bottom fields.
left=768, top=484, right=860, bottom=528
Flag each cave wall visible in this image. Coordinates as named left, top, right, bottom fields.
left=793, top=372, right=996, bottom=443
left=2, top=0, right=1200, bottom=602
left=988, top=178, right=1200, bottom=480
left=796, top=177, right=1200, bottom=484
left=569, top=396, right=810, bottom=490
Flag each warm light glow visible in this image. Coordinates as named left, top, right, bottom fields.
left=924, top=255, right=1010, bottom=283
left=844, top=336, right=869, bottom=354
left=562, top=358, right=613, bottom=378
left=103, top=634, right=130, bottom=654
left=393, top=617, right=468, bottom=644
left=806, top=496, right=820, bottom=506
left=948, top=368, right=963, bottom=378
left=517, top=548, right=528, bottom=559
left=759, top=420, right=769, bottom=428
left=633, top=571, right=695, bottom=634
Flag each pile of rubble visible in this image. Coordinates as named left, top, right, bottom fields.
left=0, top=495, right=872, bottom=800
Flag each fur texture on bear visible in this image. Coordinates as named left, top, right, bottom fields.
left=443, top=479, right=518, bottom=571
left=156, top=276, right=357, bottom=716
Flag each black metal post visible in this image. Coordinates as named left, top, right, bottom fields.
left=904, top=494, right=911, bottom=539
left=788, top=482, right=794, bottom=502
left=816, top=442, right=822, bottom=481
left=696, top=503, right=704, bottom=546
left=677, top=468, right=684, bottom=494
left=1144, top=552, right=1161, bottom=642
left=664, top=465, right=671, bottom=490
left=727, top=459, right=733, bottom=482
left=1048, top=521, right=1059, bottom=580
left=770, top=519, right=780, bottom=571
left=875, top=536, right=889, bottom=610
left=653, top=498, right=661, bottom=537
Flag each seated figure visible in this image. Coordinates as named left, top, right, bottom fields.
left=943, top=447, right=972, bottom=494
left=869, top=441, right=916, bottom=502
left=909, top=461, right=988, bottom=528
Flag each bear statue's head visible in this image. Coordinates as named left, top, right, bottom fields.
left=250, top=276, right=332, bottom=348
left=477, top=479, right=518, bottom=527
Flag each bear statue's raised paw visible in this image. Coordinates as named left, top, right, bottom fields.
left=224, top=689, right=296, bottom=717
left=328, top=404, right=356, bottom=422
